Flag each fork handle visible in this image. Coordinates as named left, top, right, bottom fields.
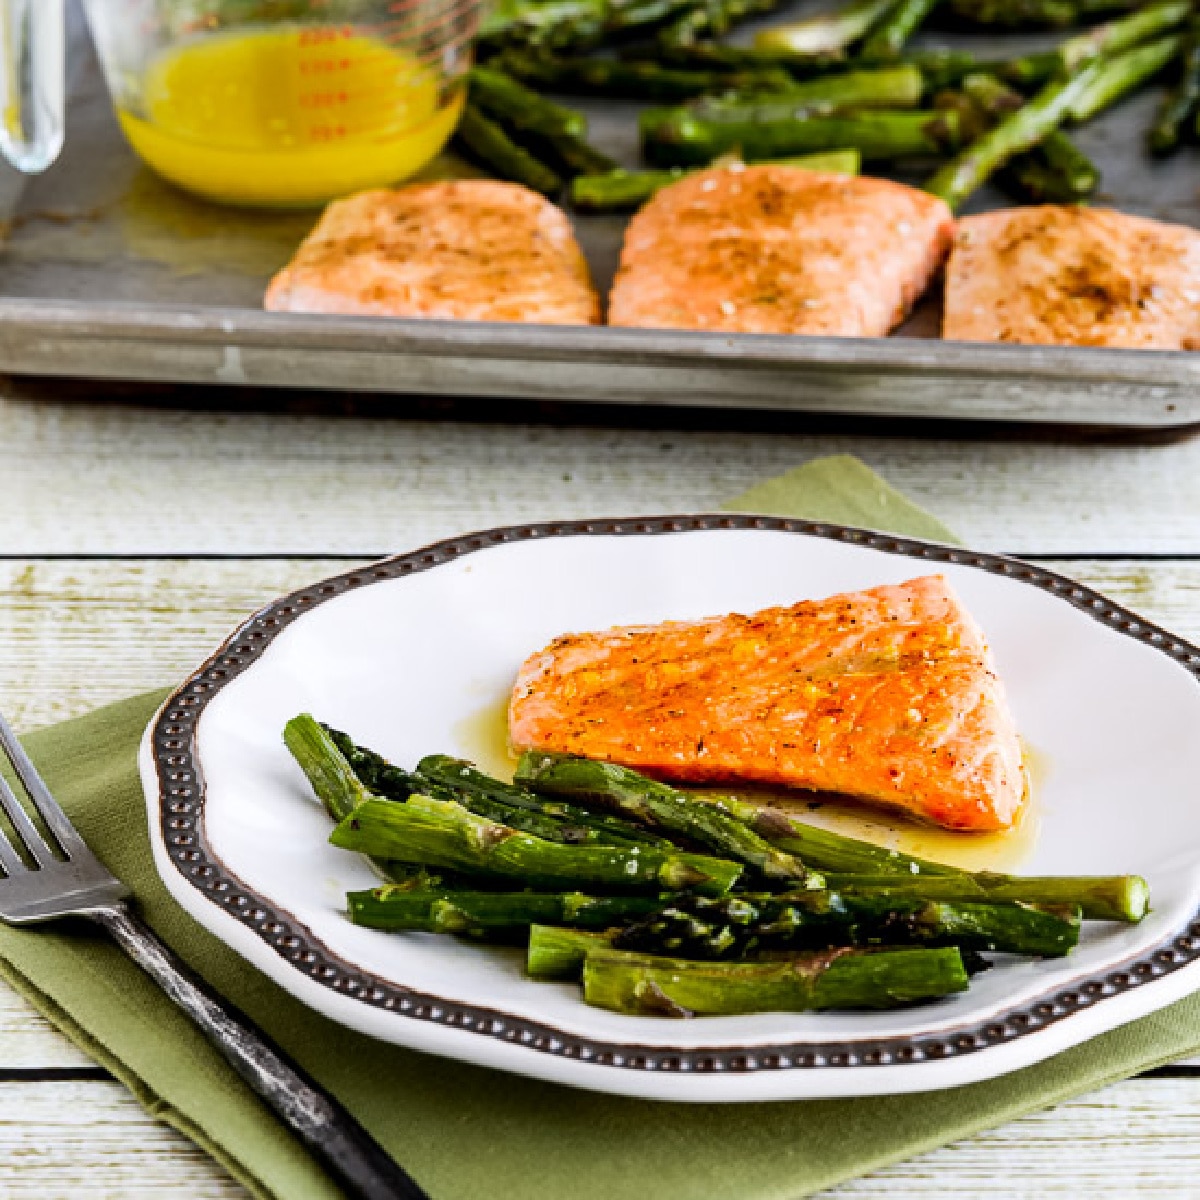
left=87, top=903, right=430, bottom=1200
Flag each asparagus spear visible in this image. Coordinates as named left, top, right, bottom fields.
left=454, top=104, right=565, bottom=196
left=653, top=39, right=847, bottom=73
left=860, top=0, right=942, bottom=60
left=516, top=752, right=822, bottom=887
left=700, top=791, right=1147, bottom=920
left=690, top=791, right=963, bottom=876
left=417, top=754, right=674, bottom=848
left=1001, top=0, right=1191, bottom=86
left=642, top=105, right=959, bottom=164
left=1149, top=18, right=1200, bottom=154
left=754, top=0, right=901, bottom=55
left=1001, top=132, right=1100, bottom=200
left=657, top=40, right=974, bottom=88
left=348, top=885, right=668, bottom=934
left=947, top=0, right=1076, bottom=28
left=331, top=796, right=743, bottom=894
left=312, top=726, right=661, bottom=848
left=613, top=890, right=1082, bottom=958
left=1058, top=0, right=1189, bottom=73
left=923, top=60, right=1104, bottom=209
left=829, top=873, right=1149, bottom=922
left=960, top=73, right=1099, bottom=199
left=604, top=0, right=701, bottom=34
left=498, top=49, right=796, bottom=101
left=903, top=48, right=981, bottom=90
left=479, top=0, right=609, bottom=50
left=583, top=945, right=971, bottom=1015
left=284, top=714, right=373, bottom=823
left=571, top=149, right=861, bottom=211
left=528, top=925, right=616, bottom=979
left=469, top=64, right=588, bottom=138
left=658, top=0, right=783, bottom=44
left=1066, top=34, right=1183, bottom=123
left=711, top=62, right=926, bottom=107
left=468, top=65, right=617, bottom=177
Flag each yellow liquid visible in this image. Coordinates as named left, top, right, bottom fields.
left=116, top=28, right=464, bottom=207
left=455, top=695, right=1044, bottom=874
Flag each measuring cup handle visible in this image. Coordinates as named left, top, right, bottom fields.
left=0, top=0, right=65, bottom=173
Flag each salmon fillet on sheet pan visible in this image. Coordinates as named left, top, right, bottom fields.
left=608, top=165, right=955, bottom=337
left=265, top=181, right=601, bottom=326
left=943, top=205, right=1200, bottom=350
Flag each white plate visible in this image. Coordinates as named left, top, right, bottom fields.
left=140, top=517, right=1200, bottom=1102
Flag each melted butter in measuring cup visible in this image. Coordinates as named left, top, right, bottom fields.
left=116, top=25, right=464, bottom=206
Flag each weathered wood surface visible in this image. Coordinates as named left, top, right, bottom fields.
left=0, top=1073, right=1198, bottom=1198
left=2, top=396, right=1200, bottom=555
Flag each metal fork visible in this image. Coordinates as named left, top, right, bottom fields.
left=0, top=708, right=428, bottom=1200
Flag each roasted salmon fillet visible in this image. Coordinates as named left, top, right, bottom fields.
left=510, top=575, right=1025, bottom=832
left=265, top=181, right=600, bottom=325
left=944, top=205, right=1200, bottom=349
left=607, top=165, right=954, bottom=337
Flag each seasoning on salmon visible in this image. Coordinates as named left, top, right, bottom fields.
left=607, top=165, right=954, bottom=337
left=943, top=205, right=1200, bottom=350
left=265, top=181, right=600, bottom=325
left=509, top=575, right=1025, bottom=832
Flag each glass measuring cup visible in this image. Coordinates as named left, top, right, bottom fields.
left=0, top=0, right=483, bottom=206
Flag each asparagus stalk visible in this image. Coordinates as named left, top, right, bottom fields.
left=417, top=754, right=673, bottom=848
left=860, top=0, right=942, bottom=60
left=571, top=149, right=861, bottom=211
left=829, top=872, right=1149, bottom=922
left=479, top=0, right=609, bottom=49
left=903, top=48, right=981, bottom=90
left=321, top=725, right=434, bottom=803
left=659, top=0, right=784, bottom=44
left=498, top=49, right=797, bottom=101
left=642, top=105, right=959, bottom=164
left=960, top=73, right=1099, bottom=199
left=603, top=0, right=701, bottom=34
left=613, top=890, right=1082, bottom=958
left=699, top=791, right=1147, bottom=921
left=947, top=0, right=1076, bottom=27
left=348, top=885, right=668, bottom=934
left=1149, top=19, right=1200, bottom=154
left=468, top=65, right=617, bottom=178
left=712, top=62, right=926, bottom=107
left=516, top=752, right=822, bottom=887
left=469, top=64, right=588, bottom=138
left=1001, top=133, right=1099, bottom=200
left=313, top=727, right=659, bottom=849
left=653, top=39, right=847, bottom=73
left=528, top=925, right=616, bottom=978
left=692, top=792, right=962, bottom=876
left=1058, top=0, right=1190, bottom=72
left=331, top=797, right=743, bottom=895
left=754, top=0, right=901, bottom=55
left=1001, top=0, right=1191, bottom=85
left=583, top=945, right=971, bottom=1015
left=923, top=60, right=1104, bottom=209
left=1065, top=34, right=1183, bottom=123
left=454, top=104, right=564, bottom=196
left=284, top=714, right=373, bottom=823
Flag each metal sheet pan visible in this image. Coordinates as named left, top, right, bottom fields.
left=0, top=0, right=1198, bottom=426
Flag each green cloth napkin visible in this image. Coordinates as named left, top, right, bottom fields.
left=4, top=454, right=1198, bottom=1200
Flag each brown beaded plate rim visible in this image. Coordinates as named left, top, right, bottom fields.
left=150, top=515, right=1200, bottom=1075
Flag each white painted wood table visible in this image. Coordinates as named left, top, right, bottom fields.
left=2, top=383, right=1199, bottom=1197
